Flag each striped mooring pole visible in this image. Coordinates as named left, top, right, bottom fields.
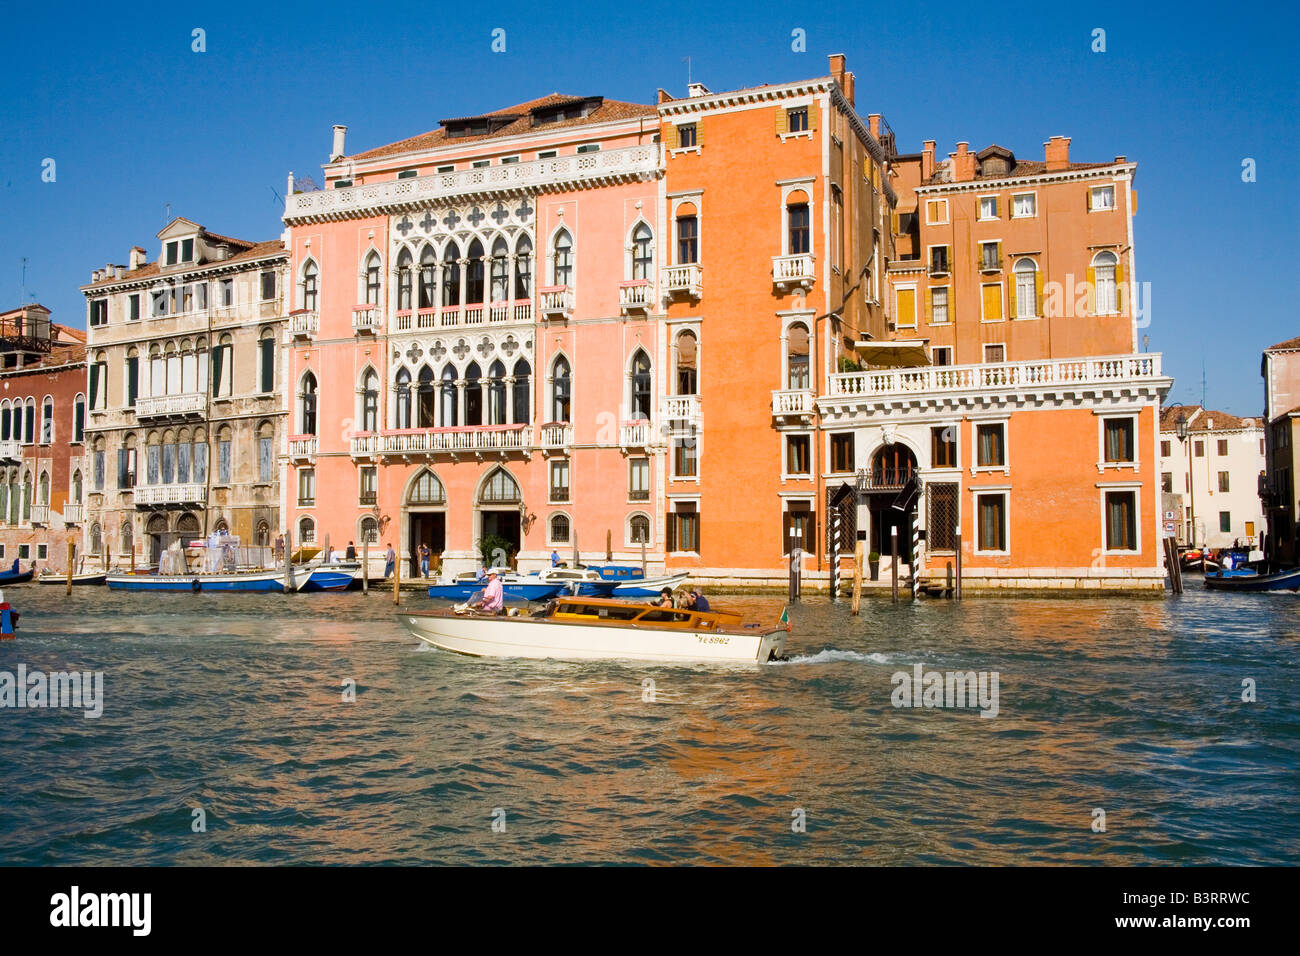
left=829, top=511, right=841, bottom=601
left=910, top=508, right=922, bottom=600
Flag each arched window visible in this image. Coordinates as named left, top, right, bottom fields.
left=38, top=470, right=50, bottom=505
left=90, top=522, right=102, bottom=555
left=439, top=365, right=457, bottom=427
left=363, top=251, right=382, bottom=305
left=676, top=330, right=698, bottom=395
left=0, top=401, right=9, bottom=441
left=1014, top=258, right=1038, bottom=319
left=417, top=365, right=437, bottom=428
left=512, top=359, right=531, bottom=425
left=630, top=350, right=651, bottom=420
left=300, top=372, right=318, bottom=436
left=786, top=323, right=809, bottom=390
left=466, top=238, right=485, bottom=304
left=361, top=369, right=379, bottom=432
left=551, top=229, right=573, bottom=286
left=551, top=356, right=571, bottom=423
left=298, top=516, right=316, bottom=544
left=787, top=199, right=810, bottom=255
left=165, top=343, right=181, bottom=396
left=419, top=246, right=437, bottom=309
left=72, top=469, right=83, bottom=502
left=408, top=469, right=446, bottom=505
left=212, top=334, right=233, bottom=398
left=73, top=392, right=86, bottom=442
left=465, top=362, right=482, bottom=427
left=631, top=223, right=653, bottom=280
left=396, top=248, right=413, bottom=311
left=550, top=513, right=570, bottom=544
left=514, top=235, right=533, bottom=300
left=23, top=399, right=35, bottom=444
left=1092, top=251, right=1118, bottom=314
left=302, top=259, right=319, bottom=312
left=121, top=520, right=132, bottom=554
left=479, top=468, right=521, bottom=503
left=395, top=367, right=412, bottom=429
left=161, top=429, right=176, bottom=484
left=360, top=516, right=379, bottom=544
left=442, top=242, right=461, bottom=307
left=259, top=327, right=276, bottom=393
left=630, top=514, right=651, bottom=544
left=90, top=351, right=108, bottom=410
left=41, top=396, right=54, bottom=444
left=487, top=361, right=507, bottom=425
left=490, top=238, right=510, bottom=303
left=255, top=520, right=270, bottom=548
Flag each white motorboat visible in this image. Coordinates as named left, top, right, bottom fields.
left=402, top=596, right=789, bottom=664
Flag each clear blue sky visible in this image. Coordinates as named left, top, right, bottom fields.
left=3, top=0, right=1295, bottom=415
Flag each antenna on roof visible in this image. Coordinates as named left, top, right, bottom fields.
left=683, top=56, right=691, bottom=88
left=164, top=201, right=172, bottom=225
left=1200, top=359, right=1207, bottom=409
left=20, top=257, right=26, bottom=304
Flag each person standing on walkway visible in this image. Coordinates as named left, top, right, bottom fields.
left=384, top=543, right=396, bottom=579
left=345, top=541, right=357, bottom=561
left=419, top=542, right=431, bottom=578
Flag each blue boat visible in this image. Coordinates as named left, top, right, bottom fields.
left=427, top=574, right=565, bottom=602
left=106, top=569, right=290, bottom=592
left=299, top=563, right=360, bottom=592
left=0, top=559, right=34, bottom=585
left=1204, top=567, right=1300, bottom=592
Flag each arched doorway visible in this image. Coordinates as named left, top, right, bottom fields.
left=147, top=513, right=168, bottom=565
left=477, top=467, right=522, bottom=565
left=866, top=444, right=918, bottom=564
left=406, top=468, right=447, bottom=577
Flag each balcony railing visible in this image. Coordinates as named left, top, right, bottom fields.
left=0, top=439, right=20, bottom=461
left=929, top=258, right=951, bottom=276
left=771, top=389, right=816, bottom=417
left=288, top=310, right=318, bottom=338
left=351, top=425, right=531, bottom=457
left=135, top=392, right=206, bottom=419
left=620, top=420, right=653, bottom=447
left=133, top=483, right=208, bottom=506
left=352, top=305, right=380, bottom=333
left=540, top=423, right=572, bottom=450
left=289, top=436, right=317, bottom=460
left=827, top=354, right=1165, bottom=400
left=663, top=263, right=702, bottom=299
left=539, top=286, right=574, bottom=320
left=772, top=254, right=815, bottom=292
left=31, top=504, right=49, bottom=526
left=660, top=395, right=701, bottom=422
left=856, top=466, right=915, bottom=492
left=63, top=503, right=83, bottom=525
left=619, top=280, right=652, bottom=314
left=396, top=302, right=534, bottom=331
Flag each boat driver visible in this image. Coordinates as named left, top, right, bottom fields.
left=470, top=570, right=506, bottom=614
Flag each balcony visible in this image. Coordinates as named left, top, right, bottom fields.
left=133, top=483, right=208, bottom=506
left=352, top=305, right=380, bottom=333
left=620, top=419, right=653, bottom=449
left=928, top=257, right=951, bottom=277
left=289, top=436, right=317, bottom=461
left=31, top=504, right=48, bottom=526
left=539, top=422, right=572, bottom=451
left=288, top=309, right=318, bottom=339
left=772, top=254, right=816, bottom=292
left=660, top=395, right=701, bottom=430
left=619, top=280, right=652, bottom=316
left=351, top=425, right=531, bottom=458
left=135, top=392, right=206, bottom=420
left=0, top=439, right=20, bottom=461
left=663, top=263, right=702, bottom=300
left=856, top=466, right=915, bottom=493
left=771, top=389, right=816, bottom=422
left=63, top=503, right=83, bottom=525
left=490, top=302, right=532, bottom=324
left=539, top=286, right=574, bottom=321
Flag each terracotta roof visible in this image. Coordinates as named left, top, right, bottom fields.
left=83, top=239, right=285, bottom=290
left=1160, top=405, right=1259, bottom=432
left=1265, top=335, right=1300, bottom=351
left=200, top=231, right=257, bottom=250
left=348, top=94, right=657, bottom=161
left=925, top=157, right=1116, bottom=185
left=1, top=303, right=51, bottom=315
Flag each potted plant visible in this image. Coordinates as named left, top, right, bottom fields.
left=476, top=534, right=516, bottom=572
left=868, top=550, right=880, bottom=580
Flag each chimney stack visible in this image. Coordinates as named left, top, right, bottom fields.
left=950, top=142, right=976, bottom=182
left=922, top=140, right=936, bottom=181
left=868, top=114, right=880, bottom=138
left=828, top=53, right=846, bottom=88
left=129, top=246, right=146, bottom=270
left=331, top=125, right=348, bottom=162
left=1044, top=135, right=1071, bottom=170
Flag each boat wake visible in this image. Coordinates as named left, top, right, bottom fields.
left=771, top=649, right=892, bottom=665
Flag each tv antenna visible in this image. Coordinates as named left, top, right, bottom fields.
left=683, top=56, right=691, bottom=88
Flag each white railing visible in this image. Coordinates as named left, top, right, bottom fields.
left=285, top=144, right=663, bottom=224
left=31, top=504, right=49, bottom=526
left=539, top=286, right=574, bottom=319
left=0, top=439, right=20, bottom=460
left=464, top=306, right=485, bottom=325
left=351, top=434, right=377, bottom=457
left=133, top=483, right=208, bottom=506
left=660, top=395, right=701, bottom=421
left=540, top=423, right=572, bottom=449
left=663, top=263, right=702, bottom=298
left=63, top=503, right=82, bottom=525
left=288, top=310, right=318, bottom=337
left=772, top=254, right=816, bottom=290
left=620, top=420, right=653, bottom=446
left=352, top=305, right=380, bottom=332
left=771, top=389, right=816, bottom=415
left=135, top=392, right=206, bottom=418
left=488, top=302, right=532, bottom=324
left=619, top=281, right=652, bottom=313
left=352, top=427, right=531, bottom=456
left=827, top=354, right=1165, bottom=399
left=289, top=437, right=317, bottom=459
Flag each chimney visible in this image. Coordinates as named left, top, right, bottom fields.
left=92, top=269, right=101, bottom=283
left=1113, top=155, right=1126, bottom=164
left=331, top=125, right=348, bottom=162
left=687, top=82, right=711, bottom=98
left=114, top=265, right=125, bottom=279
left=1044, top=135, right=1071, bottom=171
left=845, top=71, right=856, bottom=107
left=922, top=140, right=936, bottom=181
left=129, top=246, right=147, bottom=269
left=950, top=142, right=976, bottom=182
left=656, top=88, right=674, bottom=105
left=828, top=53, right=846, bottom=88
left=868, top=114, right=880, bottom=138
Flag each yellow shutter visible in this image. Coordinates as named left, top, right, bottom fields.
left=775, top=107, right=788, bottom=135
left=665, top=124, right=678, bottom=150
left=891, top=212, right=899, bottom=235
left=982, top=283, right=1001, bottom=320
left=1086, top=188, right=1092, bottom=212
left=945, top=244, right=952, bottom=270
left=1035, top=269, right=1044, bottom=317
left=924, top=286, right=933, bottom=325
left=995, top=241, right=1002, bottom=268
left=897, top=288, right=916, bottom=327
left=1085, top=266, right=1096, bottom=314
left=1115, top=260, right=1125, bottom=312
left=809, top=102, right=819, bottom=130
left=695, top=120, right=703, bottom=147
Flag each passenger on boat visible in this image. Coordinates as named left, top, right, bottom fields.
left=651, top=587, right=676, bottom=608
left=691, top=588, right=710, bottom=612
left=470, top=570, right=505, bottom=614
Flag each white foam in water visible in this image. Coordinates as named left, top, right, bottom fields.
left=773, top=649, right=891, bottom=665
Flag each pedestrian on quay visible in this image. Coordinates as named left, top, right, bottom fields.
left=384, top=543, right=396, bottom=579
left=345, top=541, right=357, bottom=561
left=419, top=542, right=431, bottom=578
left=274, top=534, right=284, bottom=563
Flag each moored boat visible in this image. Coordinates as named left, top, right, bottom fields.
left=532, top=566, right=619, bottom=596
left=611, top=571, right=690, bottom=597
left=0, top=559, right=34, bottom=585
left=1204, top=567, right=1300, bottom=592
left=38, top=571, right=108, bottom=586
left=426, top=572, right=565, bottom=602
left=402, top=596, right=789, bottom=663
left=106, top=568, right=297, bottom=592
left=298, top=562, right=362, bottom=592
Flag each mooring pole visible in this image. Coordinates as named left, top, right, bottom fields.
left=362, top=539, right=369, bottom=593
left=283, top=530, right=292, bottom=592
left=954, top=527, right=962, bottom=600
left=829, top=511, right=841, bottom=602
left=393, top=540, right=401, bottom=606
left=890, top=527, right=898, bottom=603
left=911, top=509, right=921, bottom=601
left=851, top=538, right=864, bottom=615
left=66, top=540, right=74, bottom=595
left=788, top=527, right=800, bottom=602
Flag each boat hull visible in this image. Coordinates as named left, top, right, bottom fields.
left=1204, top=568, right=1300, bottom=592
left=402, top=610, right=787, bottom=663
left=298, top=564, right=361, bottom=592
left=38, top=573, right=107, bottom=586
left=0, top=570, right=35, bottom=585
left=611, top=572, right=690, bottom=597
left=106, top=571, right=291, bottom=592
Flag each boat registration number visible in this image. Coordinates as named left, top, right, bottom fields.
left=696, top=635, right=730, bottom=645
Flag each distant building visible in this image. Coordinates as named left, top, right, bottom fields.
left=1261, top=336, right=1300, bottom=565
left=0, top=304, right=88, bottom=571
left=79, top=220, right=287, bottom=568
left=1158, top=406, right=1266, bottom=549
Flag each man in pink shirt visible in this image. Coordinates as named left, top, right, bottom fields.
left=473, top=570, right=505, bottom=614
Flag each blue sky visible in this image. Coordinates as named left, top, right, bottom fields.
left=2, top=0, right=1295, bottom=415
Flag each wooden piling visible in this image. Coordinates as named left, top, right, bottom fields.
left=890, top=527, right=898, bottom=603
left=954, top=527, right=962, bottom=600
left=66, top=541, right=74, bottom=595
left=362, top=539, right=369, bottom=593
left=851, top=539, right=863, bottom=615
left=283, top=530, right=292, bottom=593
left=393, top=542, right=401, bottom=605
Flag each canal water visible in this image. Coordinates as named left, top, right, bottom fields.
left=1, top=585, right=1296, bottom=865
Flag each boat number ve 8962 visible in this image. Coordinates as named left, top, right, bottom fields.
left=696, top=634, right=731, bottom=645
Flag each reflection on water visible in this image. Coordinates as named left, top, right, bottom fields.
left=0, top=586, right=1296, bottom=865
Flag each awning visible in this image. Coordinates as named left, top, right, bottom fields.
left=853, top=339, right=931, bottom=368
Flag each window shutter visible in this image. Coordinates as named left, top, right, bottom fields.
left=1086, top=188, right=1092, bottom=212
left=1085, top=266, right=1096, bottom=314
left=667, top=513, right=677, bottom=552
left=775, top=107, right=788, bottom=135
left=89, top=364, right=100, bottom=410
left=891, top=212, right=899, bottom=235
left=1115, top=259, right=1126, bottom=311
left=211, top=348, right=224, bottom=397
left=117, top=449, right=128, bottom=489
left=1035, top=269, right=1044, bottom=316
left=695, top=120, right=703, bottom=147
left=897, top=288, right=916, bottom=327
left=995, top=241, right=1002, bottom=268
left=666, top=124, right=678, bottom=150
left=809, top=102, right=818, bottom=130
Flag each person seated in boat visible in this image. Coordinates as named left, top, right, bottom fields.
left=690, top=588, right=710, bottom=612
left=469, top=570, right=505, bottom=614
left=651, top=587, right=676, bottom=608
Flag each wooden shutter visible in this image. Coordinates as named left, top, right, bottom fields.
left=995, top=241, right=1002, bottom=268
left=775, top=107, right=788, bottom=135
left=897, top=288, right=916, bottom=327
left=982, top=283, right=1001, bottom=321
left=1085, top=266, right=1096, bottom=314
left=809, top=102, right=819, bottom=131
left=1086, top=188, right=1092, bottom=212
left=1115, top=259, right=1126, bottom=311
left=1035, top=269, right=1044, bottom=316
left=665, top=124, right=678, bottom=150
left=695, top=120, right=703, bottom=147
left=89, top=363, right=100, bottom=410
left=924, top=287, right=933, bottom=325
